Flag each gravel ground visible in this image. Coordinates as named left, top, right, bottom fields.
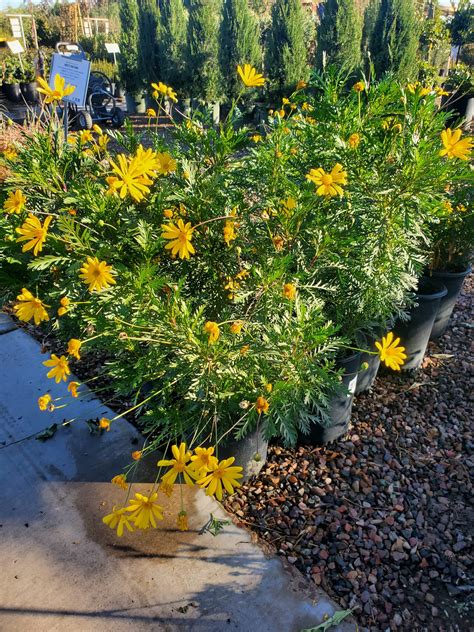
left=227, top=276, right=473, bottom=632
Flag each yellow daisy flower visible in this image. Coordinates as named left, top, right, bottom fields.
left=111, top=475, right=128, bottom=490
left=156, top=152, right=177, bottom=175
left=36, top=73, right=75, bottom=104
left=43, top=354, right=71, bottom=383
left=103, top=506, right=135, bottom=537
left=78, top=129, right=93, bottom=144
left=157, top=442, right=195, bottom=487
left=15, top=214, right=52, bottom=256
left=223, top=220, right=236, bottom=246
left=306, top=163, right=347, bottom=197
left=3, top=146, right=17, bottom=160
left=161, top=219, right=195, bottom=260
left=79, top=257, right=116, bottom=292
left=255, top=396, right=270, bottom=415
left=58, top=296, right=70, bottom=317
left=126, top=493, right=164, bottom=530
left=439, top=128, right=473, bottom=161
left=204, top=321, right=220, bottom=344
left=375, top=332, right=407, bottom=371
left=99, top=417, right=111, bottom=431
left=177, top=511, right=188, bottom=531
left=190, top=446, right=218, bottom=477
left=348, top=133, right=360, bottom=149
left=197, top=456, right=243, bottom=501
left=167, top=86, right=178, bottom=102
left=108, top=154, right=153, bottom=201
left=67, top=338, right=82, bottom=360
left=4, top=189, right=26, bottom=214
left=68, top=381, right=79, bottom=398
left=151, top=81, right=169, bottom=96
left=283, top=283, right=296, bottom=300
left=237, top=64, right=266, bottom=88
left=230, top=321, right=243, bottom=335
left=14, top=288, right=49, bottom=325
left=38, top=394, right=52, bottom=411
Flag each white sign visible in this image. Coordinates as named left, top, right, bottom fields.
left=105, top=42, right=120, bottom=54
left=49, top=53, right=91, bottom=108
left=9, top=17, right=22, bottom=39
left=7, top=39, right=24, bottom=55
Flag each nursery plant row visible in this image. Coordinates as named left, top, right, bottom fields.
left=0, top=68, right=472, bottom=517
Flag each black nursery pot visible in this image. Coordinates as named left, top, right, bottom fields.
left=20, top=81, right=38, bottom=104
left=218, top=427, right=268, bottom=482
left=427, top=266, right=471, bottom=339
left=299, top=349, right=362, bottom=446
left=393, top=278, right=447, bottom=371
left=355, top=341, right=381, bottom=395
left=4, top=83, right=21, bottom=102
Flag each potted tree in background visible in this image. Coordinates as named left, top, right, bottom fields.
left=266, top=0, right=310, bottom=98
left=158, top=0, right=190, bottom=116
left=119, top=0, right=144, bottom=113
left=188, top=0, right=223, bottom=123
left=2, top=55, right=23, bottom=103
left=219, top=0, right=263, bottom=120
left=138, top=0, right=161, bottom=110
left=20, top=54, right=39, bottom=104
left=426, top=164, right=473, bottom=339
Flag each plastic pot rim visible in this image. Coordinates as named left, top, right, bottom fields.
left=415, top=279, right=448, bottom=301
left=428, top=264, right=472, bottom=279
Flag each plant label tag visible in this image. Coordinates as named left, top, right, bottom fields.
left=7, top=39, right=24, bottom=55
left=49, top=53, right=91, bottom=108
left=347, top=376, right=357, bottom=395
left=105, top=42, right=120, bottom=54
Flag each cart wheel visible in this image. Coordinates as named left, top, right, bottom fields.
left=77, top=111, right=93, bottom=130
left=110, top=107, right=125, bottom=129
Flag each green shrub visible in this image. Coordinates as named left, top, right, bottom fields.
left=118, top=0, right=142, bottom=93
left=138, top=0, right=161, bottom=86
left=219, top=0, right=263, bottom=100
left=316, top=0, right=363, bottom=72
left=187, top=0, right=223, bottom=102
left=0, top=71, right=471, bottom=454
left=266, top=0, right=310, bottom=94
left=371, top=0, right=420, bottom=81
left=157, top=0, right=190, bottom=96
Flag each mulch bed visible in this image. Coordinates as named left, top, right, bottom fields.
left=226, top=276, right=473, bottom=631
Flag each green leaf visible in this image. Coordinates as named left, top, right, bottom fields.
left=300, top=609, right=353, bottom=631
left=27, top=256, right=70, bottom=271
left=36, top=424, right=58, bottom=442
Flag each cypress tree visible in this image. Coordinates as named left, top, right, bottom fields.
left=138, top=0, right=161, bottom=85
left=119, top=0, right=141, bottom=94
left=362, top=0, right=380, bottom=57
left=187, top=0, right=223, bottom=102
left=370, top=0, right=420, bottom=81
left=158, top=0, right=189, bottom=93
left=219, top=0, right=262, bottom=99
left=316, top=0, right=363, bottom=71
left=266, top=0, right=310, bottom=95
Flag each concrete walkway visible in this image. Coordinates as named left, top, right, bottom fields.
left=0, top=315, right=356, bottom=632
